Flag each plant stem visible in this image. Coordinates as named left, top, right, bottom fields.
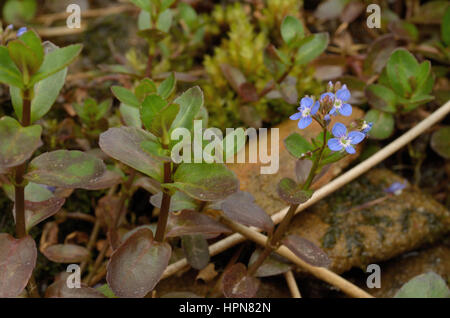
left=248, top=127, right=328, bottom=276
left=154, top=160, right=172, bottom=242
left=14, top=89, right=31, bottom=238
left=13, top=89, right=40, bottom=297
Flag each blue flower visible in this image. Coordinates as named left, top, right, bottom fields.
left=330, top=85, right=352, bottom=116
left=6, top=24, right=14, bottom=31
left=290, top=97, right=319, bottom=129
left=384, top=181, right=407, bottom=195
left=17, top=27, right=27, bottom=37
left=327, top=122, right=365, bottom=154
left=361, top=120, right=373, bottom=135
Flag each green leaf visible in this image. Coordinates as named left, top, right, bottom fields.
left=25, top=150, right=107, bottom=189
left=141, top=94, right=168, bottom=128
left=29, top=44, right=82, bottom=86
left=295, top=33, right=329, bottom=65
left=0, top=116, right=42, bottom=172
left=178, top=2, right=197, bottom=30
left=431, top=126, right=450, bottom=159
left=119, top=104, right=142, bottom=128
left=161, top=0, right=176, bottom=11
left=111, top=86, right=140, bottom=108
left=365, top=84, right=397, bottom=113
left=181, top=234, right=210, bottom=270
left=284, top=133, right=314, bottom=158
left=99, top=127, right=163, bottom=181
left=170, top=86, right=203, bottom=132
left=157, top=73, right=176, bottom=99
left=281, top=15, right=304, bottom=47
left=394, top=272, right=450, bottom=298
left=141, top=139, right=170, bottom=160
left=164, top=163, right=239, bottom=201
left=413, top=60, right=434, bottom=96
left=277, top=177, right=313, bottom=204
left=96, top=284, right=118, bottom=298
left=11, top=68, right=67, bottom=123
left=364, top=109, right=395, bottom=140
left=141, top=94, right=179, bottom=137
left=386, top=49, right=419, bottom=97
left=157, top=9, right=173, bottom=33
left=137, top=28, right=166, bottom=42
left=150, top=190, right=200, bottom=212
left=135, top=78, right=157, bottom=100
left=0, top=46, right=24, bottom=88
left=222, top=128, right=246, bottom=162
left=441, top=6, right=450, bottom=46
left=8, top=39, right=41, bottom=83
left=106, top=228, right=171, bottom=298
left=3, top=0, right=36, bottom=24
left=0, top=234, right=37, bottom=298
left=400, top=94, right=435, bottom=112
left=130, top=0, right=152, bottom=12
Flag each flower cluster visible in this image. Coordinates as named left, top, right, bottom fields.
left=290, top=81, right=372, bottom=154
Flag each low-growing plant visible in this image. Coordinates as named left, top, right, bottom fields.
left=0, top=27, right=121, bottom=297
left=364, top=48, right=435, bottom=139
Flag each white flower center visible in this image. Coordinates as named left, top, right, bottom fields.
left=361, top=121, right=369, bottom=130
left=339, top=136, right=351, bottom=147
left=334, top=99, right=343, bottom=109
left=302, top=108, right=311, bottom=117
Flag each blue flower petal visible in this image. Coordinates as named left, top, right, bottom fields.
left=345, top=145, right=356, bottom=154
left=328, top=138, right=342, bottom=151
left=311, top=101, right=320, bottom=115
left=17, top=27, right=27, bottom=37
left=320, top=92, right=334, bottom=102
left=329, top=108, right=336, bottom=115
left=336, top=85, right=350, bottom=101
left=348, top=131, right=365, bottom=145
left=384, top=182, right=407, bottom=194
left=289, top=112, right=302, bottom=120
left=332, top=122, right=347, bottom=138
left=298, top=116, right=312, bottom=129
left=340, top=103, right=352, bottom=116
left=300, top=97, right=314, bottom=108
left=324, top=114, right=331, bottom=121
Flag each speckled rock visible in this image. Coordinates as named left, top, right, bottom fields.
left=288, top=169, right=450, bottom=274
left=228, top=108, right=365, bottom=216
left=359, top=239, right=450, bottom=298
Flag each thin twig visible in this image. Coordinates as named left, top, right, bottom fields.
left=284, top=270, right=301, bottom=298
left=220, top=216, right=373, bottom=298
left=162, top=100, right=450, bottom=282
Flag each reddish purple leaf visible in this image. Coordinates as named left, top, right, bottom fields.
left=248, top=249, right=292, bottom=277
left=42, top=244, right=90, bottom=263
left=95, top=195, right=121, bottom=229
left=24, top=150, right=107, bottom=189
left=222, top=263, right=260, bottom=298
left=166, top=210, right=231, bottom=238
left=220, top=63, right=246, bottom=92
left=220, top=191, right=274, bottom=233
left=45, top=279, right=106, bottom=298
left=22, top=197, right=65, bottom=231
left=181, top=234, right=210, bottom=270
left=106, top=228, right=171, bottom=298
left=0, top=234, right=37, bottom=298
left=282, top=234, right=330, bottom=267
left=82, top=170, right=123, bottom=190
left=238, top=83, right=259, bottom=102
